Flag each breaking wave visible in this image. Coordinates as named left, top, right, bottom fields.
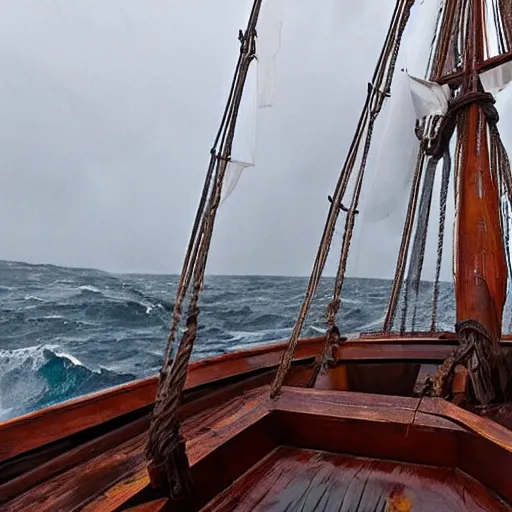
left=0, top=260, right=456, bottom=420
left=0, top=345, right=135, bottom=420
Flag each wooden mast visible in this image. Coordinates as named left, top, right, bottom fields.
left=455, top=0, right=507, bottom=341
left=451, top=0, right=508, bottom=403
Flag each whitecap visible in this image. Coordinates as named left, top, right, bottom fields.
left=78, top=285, right=101, bottom=293
left=24, top=295, right=46, bottom=302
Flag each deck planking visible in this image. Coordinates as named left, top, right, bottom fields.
left=3, top=388, right=270, bottom=511
left=3, top=380, right=512, bottom=510
left=202, top=446, right=511, bottom=511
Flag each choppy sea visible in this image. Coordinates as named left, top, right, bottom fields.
left=0, top=259, right=455, bottom=420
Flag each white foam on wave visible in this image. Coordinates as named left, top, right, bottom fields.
left=342, top=297, right=362, bottom=305
left=78, top=285, right=101, bottom=293
left=357, top=313, right=387, bottom=332
left=0, top=344, right=88, bottom=421
left=51, top=348, right=84, bottom=367
left=24, top=295, right=46, bottom=302
left=0, top=344, right=84, bottom=373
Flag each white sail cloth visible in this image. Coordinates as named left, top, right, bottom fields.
left=221, top=0, right=284, bottom=205
left=480, top=60, right=512, bottom=95
left=408, top=75, right=450, bottom=119
left=257, top=0, right=283, bottom=109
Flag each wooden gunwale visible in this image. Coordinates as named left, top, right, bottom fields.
left=2, top=333, right=511, bottom=467
left=0, top=336, right=324, bottom=464
left=0, top=369, right=288, bottom=504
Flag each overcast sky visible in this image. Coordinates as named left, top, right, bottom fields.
left=0, top=0, right=492, bottom=279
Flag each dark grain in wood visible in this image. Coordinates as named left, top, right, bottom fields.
left=0, top=337, right=323, bottom=464
left=203, top=447, right=510, bottom=511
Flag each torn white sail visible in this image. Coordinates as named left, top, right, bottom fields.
left=256, top=0, right=283, bottom=109
left=220, top=65, right=257, bottom=206
left=480, top=59, right=512, bottom=95
left=408, top=74, right=450, bottom=118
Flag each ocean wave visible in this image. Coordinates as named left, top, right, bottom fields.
left=23, top=295, right=47, bottom=302
left=78, top=284, right=102, bottom=294
left=0, top=345, right=135, bottom=421
left=0, top=259, right=457, bottom=419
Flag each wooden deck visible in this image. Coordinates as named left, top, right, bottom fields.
left=3, top=385, right=511, bottom=511
left=204, top=447, right=510, bottom=511
left=1, top=335, right=512, bottom=511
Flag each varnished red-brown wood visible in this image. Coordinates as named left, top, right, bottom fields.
left=4, top=433, right=147, bottom=512
left=123, top=498, right=168, bottom=512
left=455, top=103, right=507, bottom=340
left=274, top=388, right=460, bottom=469
left=203, top=447, right=510, bottom=511
left=0, top=416, right=149, bottom=504
left=0, top=369, right=281, bottom=505
left=419, top=398, right=512, bottom=502
left=438, top=50, right=512, bottom=86
left=345, top=362, right=420, bottom=396
left=7, top=333, right=504, bottom=467
left=4, top=388, right=272, bottom=511
left=4, top=385, right=511, bottom=511
left=337, top=342, right=455, bottom=360
left=0, top=336, right=323, bottom=464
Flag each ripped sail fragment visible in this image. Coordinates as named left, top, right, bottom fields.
left=480, top=59, right=512, bottom=94
left=256, top=0, right=283, bottom=109
left=408, top=74, right=451, bottom=119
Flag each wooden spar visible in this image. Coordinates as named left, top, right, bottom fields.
left=454, top=0, right=507, bottom=343
left=454, top=103, right=507, bottom=341
left=438, top=51, right=512, bottom=87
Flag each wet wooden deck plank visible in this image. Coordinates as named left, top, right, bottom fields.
left=276, top=386, right=419, bottom=423
left=202, top=446, right=510, bottom=512
left=0, top=337, right=322, bottom=464
left=0, top=371, right=279, bottom=506
left=419, top=398, right=512, bottom=452
left=4, top=433, right=147, bottom=512
left=4, top=388, right=271, bottom=512
left=123, top=498, right=168, bottom=512
left=0, top=416, right=150, bottom=505
left=81, top=469, right=150, bottom=512
left=274, top=388, right=460, bottom=469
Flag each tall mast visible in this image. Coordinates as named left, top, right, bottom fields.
left=438, top=0, right=511, bottom=405
left=454, top=0, right=507, bottom=345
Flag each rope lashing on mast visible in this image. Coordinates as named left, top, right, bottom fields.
left=423, top=90, right=498, bottom=160
left=424, top=320, right=509, bottom=404
left=271, top=0, right=415, bottom=397
left=384, top=86, right=500, bottom=333
left=146, top=1, right=262, bottom=499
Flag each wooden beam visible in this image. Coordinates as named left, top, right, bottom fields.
left=0, top=337, right=323, bottom=464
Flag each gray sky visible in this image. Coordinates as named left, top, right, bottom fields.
left=0, top=1, right=464, bottom=278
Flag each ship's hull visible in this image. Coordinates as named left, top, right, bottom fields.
left=1, top=335, right=511, bottom=511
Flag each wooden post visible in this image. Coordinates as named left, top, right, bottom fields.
left=454, top=103, right=507, bottom=343
left=447, top=0, right=510, bottom=404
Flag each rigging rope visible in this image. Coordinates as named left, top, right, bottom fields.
left=400, top=156, right=437, bottom=333
left=384, top=150, right=425, bottom=331
left=271, top=0, right=415, bottom=395
left=431, top=149, right=451, bottom=331
left=146, top=1, right=262, bottom=499
left=499, top=0, right=512, bottom=49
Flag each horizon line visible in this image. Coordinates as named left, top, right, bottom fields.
left=0, top=258, right=455, bottom=284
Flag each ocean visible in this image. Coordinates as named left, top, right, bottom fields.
left=0, top=259, right=455, bottom=421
